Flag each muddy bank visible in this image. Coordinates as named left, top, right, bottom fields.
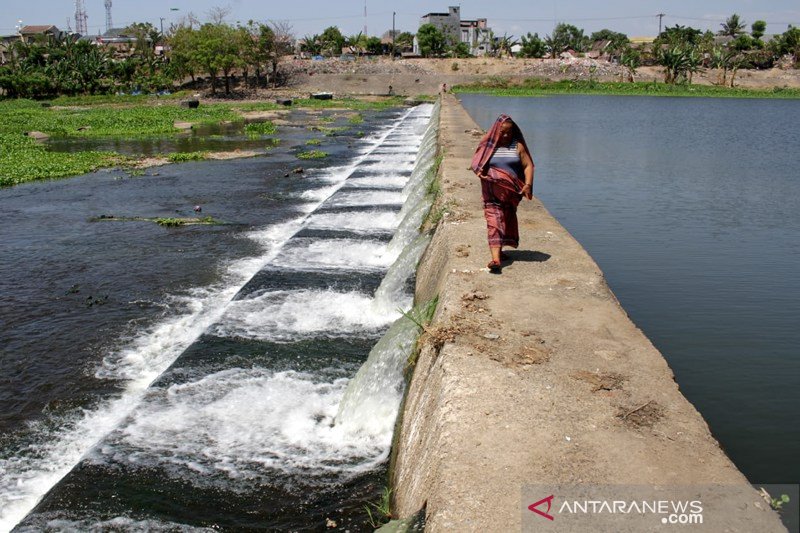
left=389, top=94, right=785, bottom=531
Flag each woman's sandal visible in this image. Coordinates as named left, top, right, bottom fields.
left=487, top=260, right=502, bottom=273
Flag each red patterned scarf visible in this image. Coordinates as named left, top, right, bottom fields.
left=470, top=114, right=534, bottom=193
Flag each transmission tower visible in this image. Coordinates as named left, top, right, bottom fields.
left=105, top=0, right=113, bottom=33
left=74, top=0, right=88, bottom=35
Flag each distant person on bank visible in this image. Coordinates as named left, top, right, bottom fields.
left=470, top=114, right=535, bottom=273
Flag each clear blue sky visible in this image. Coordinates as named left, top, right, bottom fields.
left=2, top=0, right=798, bottom=39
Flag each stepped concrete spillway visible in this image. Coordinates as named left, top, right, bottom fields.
left=390, top=94, right=786, bottom=531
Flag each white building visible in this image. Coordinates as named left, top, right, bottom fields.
left=417, top=6, right=493, bottom=56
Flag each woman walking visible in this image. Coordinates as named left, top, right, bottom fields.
left=470, top=114, right=535, bottom=273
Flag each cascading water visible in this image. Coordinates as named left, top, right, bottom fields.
left=5, top=101, right=439, bottom=531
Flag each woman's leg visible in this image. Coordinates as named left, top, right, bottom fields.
left=482, top=181, right=504, bottom=268
left=502, top=203, right=520, bottom=249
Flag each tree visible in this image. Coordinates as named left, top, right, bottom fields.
left=546, top=23, right=589, bottom=57
left=365, top=36, right=383, bottom=55
left=731, top=33, right=754, bottom=51
left=495, top=34, right=518, bottom=58
left=417, top=24, right=446, bottom=57
left=319, top=26, right=345, bottom=57
left=267, top=21, right=294, bottom=87
left=301, top=34, right=323, bottom=56
left=395, top=31, right=414, bottom=51
left=519, top=32, right=546, bottom=58
left=657, top=24, right=702, bottom=46
left=169, top=25, right=198, bottom=83
left=620, top=47, right=640, bottom=82
left=751, top=20, right=767, bottom=41
left=191, top=23, right=243, bottom=95
left=719, top=14, right=746, bottom=38
left=589, top=29, right=629, bottom=55
left=657, top=45, right=693, bottom=84
left=449, top=41, right=471, bottom=58
left=768, top=25, right=800, bottom=63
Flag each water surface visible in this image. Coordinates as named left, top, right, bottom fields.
left=460, top=93, right=800, bottom=486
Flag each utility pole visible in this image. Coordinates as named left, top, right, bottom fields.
left=364, top=0, right=367, bottom=36
left=160, top=17, right=165, bottom=35
left=657, top=13, right=665, bottom=36
left=392, top=11, right=396, bottom=60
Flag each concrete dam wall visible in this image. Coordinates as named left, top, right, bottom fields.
left=389, top=94, right=785, bottom=532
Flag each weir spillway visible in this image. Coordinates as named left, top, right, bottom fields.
left=4, top=103, right=439, bottom=531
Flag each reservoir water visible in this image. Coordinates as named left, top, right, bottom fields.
left=0, top=103, right=437, bottom=530
left=460, top=93, right=800, bottom=486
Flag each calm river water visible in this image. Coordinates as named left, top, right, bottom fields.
left=460, top=93, right=800, bottom=486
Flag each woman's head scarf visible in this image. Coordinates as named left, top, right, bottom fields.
left=470, top=114, right=533, bottom=178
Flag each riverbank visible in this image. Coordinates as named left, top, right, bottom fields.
left=452, top=78, right=800, bottom=99
left=389, top=94, right=786, bottom=530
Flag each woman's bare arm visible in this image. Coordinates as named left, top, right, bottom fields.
left=517, top=142, right=535, bottom=199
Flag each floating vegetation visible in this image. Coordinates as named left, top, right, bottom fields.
left=166, top=151, right=208, bottom=162
left=90, top=215, right=224, bottom=226
left=244, top=120, right=277, bottom=135
left=0, top=132, right=119, bottom=186
left=347, top=113, right=364, bottom=124
left=305, top=138, right=322, bottom=146
left=296, top=150, right=328, bottom=160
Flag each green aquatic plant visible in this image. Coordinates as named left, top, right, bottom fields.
left=347, top=113, right=364, bottom=124
left=401, top=296, right=440, bottom=372
left=244, top=121, right=277, bottom=135
left=364, top=487, right=393, bottom=528
left=155, top=216, right=221, bottom=226
left=0, top=132, right=118, bottom=186
left=166, top=151, right=208, bottom=162
left=296, top=150, right=328, bottom=160
left=304, top=138, right=322, bottom=145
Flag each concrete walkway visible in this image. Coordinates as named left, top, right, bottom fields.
left=390, top=94, right=785, bottom=532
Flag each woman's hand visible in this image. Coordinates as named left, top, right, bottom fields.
left=521, top=182, right=533, bottom=200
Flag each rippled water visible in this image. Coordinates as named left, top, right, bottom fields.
left=460, top=93, right=800, bottom=487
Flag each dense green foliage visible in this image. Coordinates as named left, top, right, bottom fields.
left=545, top=23, right=589, bottom=57
left=417, top=24, right=447, bottom=57
left=519, top=33, right=547, bottom=58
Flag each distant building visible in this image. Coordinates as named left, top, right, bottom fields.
left=417, top=6, right=493, bottom=56
left=19, top=25, right=66, bottom=43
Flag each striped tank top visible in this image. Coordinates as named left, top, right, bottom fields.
left=488, top=140, right=521, bottom=177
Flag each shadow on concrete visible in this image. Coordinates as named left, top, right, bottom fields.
left=505, top=250, right=551, bottom=263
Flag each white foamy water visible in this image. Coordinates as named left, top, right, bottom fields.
left=0, top=219, right=303, bottom=532
left=344, top=175, right=408, bottom=189
left=211, top=289, right=401, bottom=341
left=271, top=238, right=400, bottom=271
left=0, top=105, right=427, bottom=531
left=325, top=190, right=405, bottom=207
left=91, top=368, right=392, bottom=487
left=305, top=211, right=399, bottom=234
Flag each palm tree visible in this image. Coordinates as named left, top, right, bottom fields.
left=495, top=34, right=518, bottom=58
left=719, top=14, right=746, bottom=38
